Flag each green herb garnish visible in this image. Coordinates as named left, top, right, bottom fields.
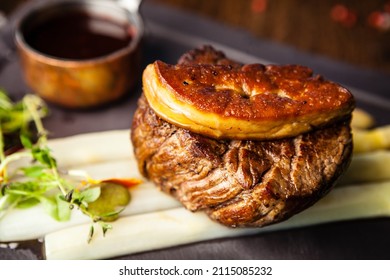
left=0, top=90, right=131, bottom=242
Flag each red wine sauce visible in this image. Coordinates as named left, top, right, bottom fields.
left=25, top=11, right=133, bottom=60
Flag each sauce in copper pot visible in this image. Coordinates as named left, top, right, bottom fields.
left=25, top=11, right=133, bottom=60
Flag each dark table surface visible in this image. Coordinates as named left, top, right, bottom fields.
left=152, top=0, right=390, bottom=75
left=3, top=0, right=390, bottom=75
left=0, top=0, right=389, bottom=260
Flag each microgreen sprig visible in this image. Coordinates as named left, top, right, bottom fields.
left=0, top=91, right=131, bottom=242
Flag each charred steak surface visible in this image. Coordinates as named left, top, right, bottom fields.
left=131, top=46, right=353, bottom=227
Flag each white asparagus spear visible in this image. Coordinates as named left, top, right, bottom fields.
left=339, top=150, right=390, bottom=185
left=351, top=108, right=375, bottom=129
left=45, top=180, right=390, bottom=260
left=47, top=130, right=134, bottom=167
left=5, top=130, right=135, bottom=177
left=0, top=159, right=180, bottom=242
left=353, top=125, right=390, bottom=153
left=1, top=132, right=181, bottom=242
left=0, top=181, right=180, bottom=242
left=0, top=182, right=179, bottom=242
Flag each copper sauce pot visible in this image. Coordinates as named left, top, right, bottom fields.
left=15, top=0, right=143, bottom=108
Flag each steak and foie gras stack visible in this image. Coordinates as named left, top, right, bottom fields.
left=131, top=46, right=355, bottom=227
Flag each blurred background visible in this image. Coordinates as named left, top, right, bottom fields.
left=1, top=0, right=389, bottom=74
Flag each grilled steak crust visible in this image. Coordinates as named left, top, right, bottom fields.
left=131, top=46, right=353, bottom=227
